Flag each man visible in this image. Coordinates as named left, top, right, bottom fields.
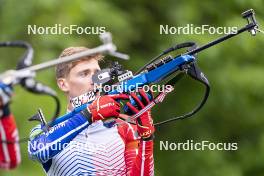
left=0, top=82, right=21, bottom=169
left=28, top=47, right=155, bottom=175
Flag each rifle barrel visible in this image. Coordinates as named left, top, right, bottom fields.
left=186, top=23, right=256, bottom=56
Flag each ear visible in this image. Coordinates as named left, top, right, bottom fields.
left=57, top=78, right=69, bottom=92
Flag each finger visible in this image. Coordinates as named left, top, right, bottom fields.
left=139, top=89, right=151, bottom=105
left=126, top=102, right=139, bottom=114
left=118, top=113, right=130, bottom=119
left=114, top=107, right=120, bottom=115
left=112, top=111, right=120, bottom=118
left=130, top=92, right=144, bottom=109
left=108, top=93, right=129, bottom=100
left=114, top=101, right=120, bottom=107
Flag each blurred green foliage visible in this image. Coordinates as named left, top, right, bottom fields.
left=0, top=0, right=264, bottom=175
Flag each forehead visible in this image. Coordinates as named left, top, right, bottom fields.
left=71, top=59, right=100, bottom=71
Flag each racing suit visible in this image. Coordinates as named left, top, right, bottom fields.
left=28, top=112, right=154, bottom=176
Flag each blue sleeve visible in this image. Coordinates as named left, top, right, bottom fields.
left=28, top=113, right=90, bottom=163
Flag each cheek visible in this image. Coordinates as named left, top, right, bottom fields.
left=68, top=76, right=94, bottom=95
left=70, top=78, right=88, bottom=89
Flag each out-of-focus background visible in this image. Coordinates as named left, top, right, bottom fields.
left=0, top=0, right=264, bottom=175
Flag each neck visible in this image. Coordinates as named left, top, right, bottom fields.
left=67, top=96, right=73, bottom=111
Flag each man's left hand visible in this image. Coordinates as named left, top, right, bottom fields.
left=126, top=89, right=155, bottom=140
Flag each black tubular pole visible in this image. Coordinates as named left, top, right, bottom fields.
left=186, top=23, right=256, bottom=56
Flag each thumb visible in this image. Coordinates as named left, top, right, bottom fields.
left=107, top=93, right=129, bottom=100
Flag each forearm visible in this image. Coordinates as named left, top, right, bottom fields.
left=127, top=140, right=154, bottom=176
left=28, top=113, right=90, bottom=163
left=0, top=114, right=21, bottom=169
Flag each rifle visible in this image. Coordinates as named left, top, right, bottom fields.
left=36, top=9, right=261, bottom=130
left=121, top=9, right=261, bottom=127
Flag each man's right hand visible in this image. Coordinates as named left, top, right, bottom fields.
left=0, top=82, right=13, bottom=118
left=0, top=82, right=12, bottom=106
left=87, top=94, right=129, bottom=122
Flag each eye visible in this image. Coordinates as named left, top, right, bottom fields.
left=79, top=70, right=91, bottom=77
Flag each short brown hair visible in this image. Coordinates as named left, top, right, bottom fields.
left=55, top=46, right=103, bottom=79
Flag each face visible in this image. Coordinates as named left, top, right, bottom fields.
left=57, top=59, right=100, bottom=98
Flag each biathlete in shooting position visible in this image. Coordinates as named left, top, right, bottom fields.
left=28, top=47, right=155, bottom=176
left=0, top=82, right=21, bottom=169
